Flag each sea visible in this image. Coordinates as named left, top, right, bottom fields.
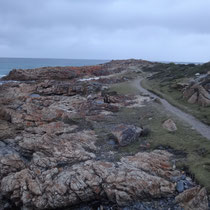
left=0, top=57, right=109, bottom=78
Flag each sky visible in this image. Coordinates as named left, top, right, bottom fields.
left=0, top=0, right=210, bottom=62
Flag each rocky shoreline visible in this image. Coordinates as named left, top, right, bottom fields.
left=0, top=60, right=209, bottom=209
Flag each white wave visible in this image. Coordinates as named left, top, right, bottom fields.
left=0, top=75, right=6, bottom=78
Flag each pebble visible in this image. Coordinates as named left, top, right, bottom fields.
left=176, top=180, right=184, bottom=193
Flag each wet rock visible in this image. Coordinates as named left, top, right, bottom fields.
left=162, top=119, right=177, bottom=132
left=111, top=124, right=143, bottom=146
left=175, top=186, right=208, bottom=210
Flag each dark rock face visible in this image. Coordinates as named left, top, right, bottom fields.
left=111, top=124, right=143, bottom=146
left=0, top=60, right=208, bottom=209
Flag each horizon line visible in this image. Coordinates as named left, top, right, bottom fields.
left=0, top=56, right=205, bottom=64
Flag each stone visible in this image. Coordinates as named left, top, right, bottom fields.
left=183, top=74, right=210, bottom=107
left=187, top=92, right=198, bottom=104
left=111, top=124, right=143, bottom=146
left=0, top=107, right=11, bottom=122
left=0, top=146, right=25, bottom=179
left=176, top=180, right=184, bottom=193
left=162, top=119, right=177, bottom=132
left=175, top=186, right=208, bottom=210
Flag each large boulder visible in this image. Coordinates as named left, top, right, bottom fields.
left=111, top=124, right=143, bottom=146
left=183, top=74, right=210, bottom=107
left=162, top=119, right=177, bottom=132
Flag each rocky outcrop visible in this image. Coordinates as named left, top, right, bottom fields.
left=0, top=60, right=208, bottom=209
left=2, top=59, right=154, bottom=82
left=175, top=186, right=209, bottom=210
left=2, top=65, right=103, bottom=81
left=183, top=74, right=210, bottom=107
left=1, top=150, right=176, bottom=209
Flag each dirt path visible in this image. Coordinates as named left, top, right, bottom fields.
left=133, top=79, right=210, bottom=140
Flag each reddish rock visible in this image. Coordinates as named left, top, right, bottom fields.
left=1, top=150, right=176, bottom=209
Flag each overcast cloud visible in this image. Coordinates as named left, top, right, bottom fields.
left=0, top=0, right=210, bottom=62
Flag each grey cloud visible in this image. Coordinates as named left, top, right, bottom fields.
left=0, top=0, right=210, bottom=62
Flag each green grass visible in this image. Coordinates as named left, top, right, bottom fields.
left=118, top=103, right=210, bottom=192
left=100, top=81, right=210, bottom=192
left=146, top=110, right=210, bottom=191
left=141, top=79, right=210, bottom=125
left=109, top=81, right=140, bottom=95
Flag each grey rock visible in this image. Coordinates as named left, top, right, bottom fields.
left=111, top=124, right=143, bottom=146
left=176, top=180, right=184, bottom=193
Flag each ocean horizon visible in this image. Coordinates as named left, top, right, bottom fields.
left=0, top=57, right=109, bottom=78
